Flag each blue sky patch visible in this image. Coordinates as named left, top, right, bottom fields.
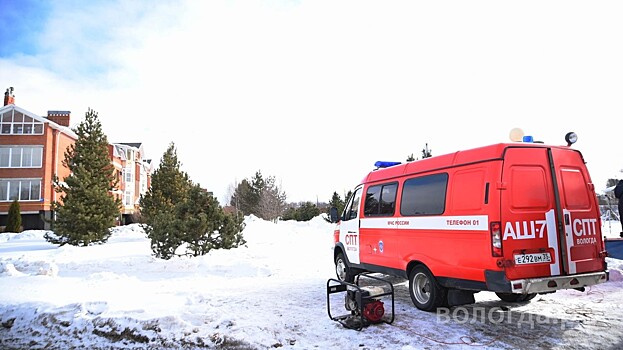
left=0, top=0, right=52, bottom=57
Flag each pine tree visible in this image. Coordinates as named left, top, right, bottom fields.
left=230, top=179, right=256, bottom=216
left=407, top=144, right=432, bottom=161
left=5, top=199, right=22, bottom=232
left=248, top=171, right=264, bottom=216
left=45, top=108, right=120, bottom=246
left=421, top=143, right=432, bottom=159
left=281, top=206, right=297, bottom=221
left=141, top=143, right=246, bottom=259
left=325, top=192, right=345, bottom=223
left=180, top=184, right=245, bottom=256
left=344, top=190, right=353, bottom=204
left=140, top=142, right=192, bottom=259
left=230, top=170, right=287, bottom=220
left=296, top=202, right=321, bottom=221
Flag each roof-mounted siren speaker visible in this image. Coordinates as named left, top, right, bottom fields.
left=509, top=128, right=524, bottom=142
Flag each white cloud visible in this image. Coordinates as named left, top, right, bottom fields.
left=2, top=0, right=622, bottom=203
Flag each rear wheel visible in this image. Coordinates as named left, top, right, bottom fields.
left=335, top=253, right=354, bottom=283
left=495, top=292, right=537, bottom=302
left=523, top=293, right=537, bottom=301
left=408, top=265, right=446, bottom=311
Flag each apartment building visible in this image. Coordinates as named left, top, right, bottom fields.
left=0, top=87, right=151, bottom=230
left=109, top=142, right=152, bottom=224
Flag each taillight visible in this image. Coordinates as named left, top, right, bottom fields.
left=490, top=221, right=502, bottom=257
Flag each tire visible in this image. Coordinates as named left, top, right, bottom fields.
left=335, top=253, right=355, bottom=283
left=408, top=265, right=446, bottom=311
left=523, top=293, right=537, bottom=301
left=495, top=292, right=537, bottom=302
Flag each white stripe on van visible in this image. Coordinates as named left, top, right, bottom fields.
left=361, top=215, right=489, bottom=231
left=563, top=209, right=577, bottom=274
left=546, top=209, right=561, bottom=276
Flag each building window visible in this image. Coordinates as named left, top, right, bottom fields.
left=0, top=178, right=41, bottom=201
left=124, top=190, right=133, bottom=206
left=140, top=172, right=147, bottom=194
left=0, top=110, right=44, bottom=135
left=124, top=166, right=133, bottom=183
left=0, top=146, right=43, bottom=168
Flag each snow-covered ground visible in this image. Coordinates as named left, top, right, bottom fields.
left=1, top=217, right=622, bottom=350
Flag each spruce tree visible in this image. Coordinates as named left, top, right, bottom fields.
left=141, top=143, right=246, bottom=259
left=421, top=143, right=432, bottom=159
left=230, top=179, right=255, bottom=216
left=281, top=206, right=297, bottom=221
left=344, top=190, right=353, bottom=204
left=179, top=184, right=245, bottom=257
left=296, top=202, right=321, bottom=221
left=140, top=142, right=191, bottom=259
left=5, top=199, right=22, bottom=233
left=45, top=108, right=120, bottom=246
left=248, top=171, right=264, bottom=216
left=325, top=191, right=345, bottom=222
left=230, top=171, right=287, bottom=220
left=407, top=144, right=432, bottom=161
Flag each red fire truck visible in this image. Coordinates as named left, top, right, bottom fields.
left=330, top=132, right=609, bottom=311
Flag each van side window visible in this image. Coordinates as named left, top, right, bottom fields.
left=364, top=182, right=398, bottom=216
left=400, top=173, right=448, bottom=216
left=343, top=187, right=363, bottom=221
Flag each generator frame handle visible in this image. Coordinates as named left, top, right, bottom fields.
left=326, top=272, right=395, bottom=330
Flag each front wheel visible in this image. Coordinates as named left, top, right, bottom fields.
left=408, top=265, right=446, bottom=311
left=335, top=253, right=354, bottom=283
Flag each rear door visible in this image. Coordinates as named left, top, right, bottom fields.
left=500, top=146, right=603, bottom=280
left=550, top=147, right=604, bottom=274
left=501, top=147, right=560, bottom=280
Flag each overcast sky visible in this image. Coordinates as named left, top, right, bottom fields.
left=1, top=0, right=622, bottom=204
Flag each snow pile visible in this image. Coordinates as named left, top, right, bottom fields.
left=0, top=216, right=622, bottom=349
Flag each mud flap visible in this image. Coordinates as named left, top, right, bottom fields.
left=447, top=289, right=476, bottom=307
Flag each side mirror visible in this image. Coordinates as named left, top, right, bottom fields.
left=329, top=207, right=339, bottom=223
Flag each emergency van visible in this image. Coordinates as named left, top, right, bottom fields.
left=330, top=132, right=609, bottom=311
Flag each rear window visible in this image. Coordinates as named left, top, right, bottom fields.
left=509, top=166, right=550, bottom=210
left=560, top=167, right=591, bottom=209
left=400, top=173, right=448, bottom=216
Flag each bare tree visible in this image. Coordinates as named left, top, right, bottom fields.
left=257, top=176, right=287, bottom=222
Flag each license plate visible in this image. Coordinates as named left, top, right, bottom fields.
left=514, top=252, right=552, bottom=265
